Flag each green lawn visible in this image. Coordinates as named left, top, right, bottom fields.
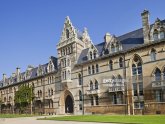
left=0, top=114, right=36, bottom=118
left=39, top=115, right=165, bottom=124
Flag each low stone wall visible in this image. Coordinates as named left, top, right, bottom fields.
left=85, top=105, right=127, bottom=114
left=144, top=102, right=165, bottom=114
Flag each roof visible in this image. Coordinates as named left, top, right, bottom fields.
left=77, top=28, right=144, bottom=65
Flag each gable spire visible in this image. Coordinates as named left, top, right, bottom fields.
left=82, top=27, right=92, bottom=48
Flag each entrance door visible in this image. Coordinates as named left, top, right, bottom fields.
left=65, top=95, right=73, bottom=113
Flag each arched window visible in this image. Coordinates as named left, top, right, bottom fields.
left=153, top=29, right=158, bottom=41
left=79, top=90, right=82, bottom=101
left=132, top=64, right=136, bottom=75
left=119, top=57, right=123, bottom=68
left=111, top=44, right=115, bottom=53
left=137, top=62, right=142, bottom=75
left=78, top=73, right=82, bottom=85
left=68, top=70, right=70, bottom=79
left=96, top=64, right=99, bottom=73
left=154, top=68, right=161, bottom=81
left=150, top=49, right=156, bottom=61
left=93, top=50, right=97, bottom=59
left=92, top=65, right=95, bottom=74
left=109, top=60, right=113, bottom=70
left=51, top=89, right=53, bottom=95
left=40, top=90, right=42, bottom=97
left=88, top=66, right=91, bottom=75
left=95, top=80, right=98, bottom=89
left=38, top=90, right=40, bottom=97
left=90, top=81, right=93, bottom=90
left=66, top=29, right=69, bottom=39
left=67, top=59, right=70, bottom=66
left=90, top=51, right=93, bottom=60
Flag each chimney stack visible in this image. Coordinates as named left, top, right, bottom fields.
left=141, top=10, right=150, bottom=44
left=16, top=67, right=20, bottom=76
left=3, top=73, right=6, bottom=82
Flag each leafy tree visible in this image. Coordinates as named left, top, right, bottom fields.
left=14, top=85, right=34, bottom=114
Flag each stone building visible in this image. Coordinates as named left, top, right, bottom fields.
left=0, top=10, right=165, bottom=115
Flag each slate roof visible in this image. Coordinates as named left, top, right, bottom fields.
left=0, top=56, right=58, bottom=88
left=77, top=28, right=145, bottom=65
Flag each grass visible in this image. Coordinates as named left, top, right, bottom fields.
left=39, top=115, right=165, bottom=124
left=0, top=114, right=37, bottom=118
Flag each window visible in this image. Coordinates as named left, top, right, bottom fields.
left=95, top=80, right=98, bottom=89
left=40, top=90, right=42, bottom=97
left=92, top=65, right=95, bottom=74
left=112, top=94, right=117, bottom=104
left=132, top=64, right=137, bottom=76
left=160, top=30, right=165, bottom=39
left=137, top=62, right=142, bottom=75
left=111, top=44, right=115, bottom=53
left=109, top=60, right=113, bottom=70
left=67, top=59, right=70, bottom=66
left=155, top=90, right=162, bottom=102
left=78, top=73, right=82, bottom=85
left=96, top=64, right=99, bottom=73
left=133, top=83, right=138, bottom=96
left=139, top=82, right=143, bottom=96
left=93, top=50, right=96, bottom=59
left=51, top=89, right=53, bottom=95
left=134, top=102, right=144, bottom=109
left=90, top=51, right=93, bottom=60
left=68, top=70, right=71, bottom=79
left=153, top=30, right=158, bottom=41
left=90, top=81, right=93, bottom=90
left=119, top=57, right=123, bottom=68
left=66, top=29, right=69, bottom=39
left=79, top=104, right=82, bottom=110
left=88, top=66, right=91, bottom=75
left=150, top=49, right=156, bottom=61
left=154, top=68, right=161, bottom=81
left=95, top=95, right=99, bottom=105
left=116, top=43, right=120, bottom=51
left=91, top=96, right=94, bottom=106
left=79, top=90, right=82, bottom=101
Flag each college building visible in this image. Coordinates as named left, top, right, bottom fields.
left=0, top=10, right=165, bottom=115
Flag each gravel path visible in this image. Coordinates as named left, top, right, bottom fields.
left=0, top=116, right=116, bottom=124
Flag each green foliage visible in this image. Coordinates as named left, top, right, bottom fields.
left=15, top=85, right=34, bottom=104
left=14, top=85, right=34, bottom=113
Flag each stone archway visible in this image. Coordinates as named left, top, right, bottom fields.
left=65, top=95, right=73, bottom=113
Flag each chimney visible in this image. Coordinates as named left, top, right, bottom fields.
left=141, top=10, right=150, bottom=44
left=3, top=73, right=6, bottom=82
left=16, top=67, right=20, bottom=82
left=16, top=67, right=20, bottom=76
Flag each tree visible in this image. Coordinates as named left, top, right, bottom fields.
left=14, top=85, right=34, bottom=114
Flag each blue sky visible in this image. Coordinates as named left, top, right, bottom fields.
left=0, top=0, right=165, bottom=78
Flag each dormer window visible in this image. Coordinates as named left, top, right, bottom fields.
left=160, top=31, right=165, bottom=39
left=111, top=44, right=115, bottom=53
left=93, top=50, right=96, bottom=59
left=90, top=51, right=92, bottom=60
left=153, top=29, right=158, bottom=41
left=66, top=29, right=69, bottom=39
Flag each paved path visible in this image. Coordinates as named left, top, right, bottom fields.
left=0, top=116, right=116, bottom=124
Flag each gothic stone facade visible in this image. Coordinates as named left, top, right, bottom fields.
left=0, top=10, right=165, bottom=115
